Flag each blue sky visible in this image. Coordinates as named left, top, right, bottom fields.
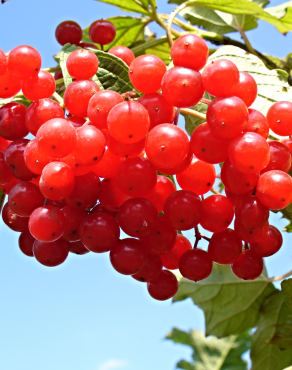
left=0, top=1, right=292, bottom=370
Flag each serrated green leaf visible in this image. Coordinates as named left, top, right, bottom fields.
left=169, top=0, right=292, bottom=34
left=93, top=0, right=150, bottom=15
left=173, top=264, right=276, bottom=337
left=250, top=290, right=292, bottom=369
left=82, top=16, right=150, bottom=51
left=208, top=45, right=292, bottom=117
left=167, top=328, right=251, bottom=370
left=183, top=92, right=211, bottom=137
left=58, top=44, right=137, bottom=94
left=0, top=93, right=32, bottom=108
left=282, top=279, right=292, bottom=311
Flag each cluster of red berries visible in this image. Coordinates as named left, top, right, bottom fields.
left=0, top=20, right=291, bottom=301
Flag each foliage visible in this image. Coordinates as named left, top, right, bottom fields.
left=166, top=328, right=251, bottom=370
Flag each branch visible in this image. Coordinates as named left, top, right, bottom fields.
left=210, top=188, right=221, bottom=195
left=268, top=269, right=292, bottom=282
left=52, top=92, right=64, bottom=108
left=180, top=108, right=206, bottom=121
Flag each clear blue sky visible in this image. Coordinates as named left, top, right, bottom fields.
left=0, top=1, right=291, bottom=370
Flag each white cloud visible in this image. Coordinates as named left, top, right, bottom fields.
left=98, top=359, right=129, bottom=370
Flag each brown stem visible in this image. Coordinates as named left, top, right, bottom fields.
left=210, top=188, right=221, bottom=195
left=180, top=108, right=206, bottom=121
left=200, top=98, right=211, bottom=105
left=200, top=234, right=211, bottom=242
left=268, top=269, right=292, bottom=282
left=100, top=44, right=104, bottom=51
left=244, top=242, right=249, bottom=250
left=194, top=225, right=201, bottom=248
left=0, top=188, right=5, bottom=213
left=173, top=108, right=180, bottom=126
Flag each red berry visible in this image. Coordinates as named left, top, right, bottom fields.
left=147, top=270, right=178, bottom=300
left=89, top=20, right=116, bottom=45
left=243, top=108, right=269, bottom=139
left=80, top=213, right=120, bottom=253
left=19, top=230, right=35, bottom=257
left=55, top=21, right=82, bottom=46
left=115, top=157, right=157, bottom=197
left=92, top=149, right=123, bottom=179
left=65, top=115, right=85, bottom=128
left=25, top=98, right=65, bottom=136
left=8, top=45, right=41, bottom=80
left=0, top=151, right=13, bottom=184
left=23, top=139, right=51, bottom=175
left=22, top=71, right=56, bottom=101
left=64, top=80, right=100, bottom=118
left=66, top=171, right=100, bottom=209
left=117, top=198, right=158, bottom=237
left=108, top=46, right=135, bottom=66
left=200, top=195, right=234, bottom=233
left=163, top=190, right=202, bottom=230
left=233, top=72, right=257, bottom=107
left=231, top=249, right=263, bottom=280
left=5, top=139, right=37, bottom=181
left=110, top=238, right=147, bottom=275
left=139, top=215, right=177, bottom=255
left=235, top=195, right=269, bottom=230
left=87, top=90, right=123, bottom=130
left=66, top=49, right=99, bottom=80
left=0, top=48, right=7, bottom=78
left=99, top=177, right=129, bottom=212
left=267, top=101, right=292, bottom=136
left=145, top=124, right=189, bottom=168
left=33, top=239, right=69, bottom=267
left=61, top=205, right=87, bottom=242
left=132, top=254, right=163, bottom=283
left=71, top=125, right=106, bottom=166
left=0, top=70, right=21, bottom=98
left=39, top=162, right=75, bottom=201
left=107, top=101, right=150, bottom=144
left=155, top=149, right=193, bottom=176
left=161, top=67, right=204, bottom=108
left=190, top=122, right=230, bottom=164
left=208, top=229, right=242, bottom=265
left=36, top=118, right=77, bottom=158
left=228, top=132, right=270, bottom=174
left=68, top=240, right=89, bottom=255
left=0, top=137, right=11, bottom=152
left=179, top=248, right=213, bottom=281
left=225, top=188, right=255, bottom=207
left=160, top=234, right=192, bottom=270
left=107, top=132, right=145, bottom=159
left=8, top=181, right=44, bottom=217
left=143, top=175, right=176, bottom=213
left=207, top=97, right=248, bottom=138
left=261, top=141, right=291, bottom=174
left=256, top=170, right=292, bottom=210
left=129, top=55, right=167, bottom=93
left=202, top=59, right=239, bottom=97
left=176, top=156, right=216, bottom=195
left=234, top=219, right=269, bottom=243
left=29, top=206, right=66, bottom=242
left=2, top=202, right=28, bottom=232
left=0, top=102, right=28, bottom=140
left=138, top=92, right=175, bottom=130
left=250, top=225, right=282, bottom=257
left=171, top=34, right=209, bottom=71
left=221, top=159, right=259, bottom=194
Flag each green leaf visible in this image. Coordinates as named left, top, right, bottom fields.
left=183, top=92, right=212, bottom=137
left=0, top=94, right=32, bottom=108
left=282, top=279, right=292, bottom=311
left=169, top=0, right=292, bottom=34
left=270, top=319, right=292, bottom=350
left=82, top=16, right=150, bottom=50
left=167, top=328, right=251, bottom=370
left=208, top=45, right=292, bottom=116
left=250, top=290, right=292, bottom=369
left=131, top=36, right=171, bottom=64
left=173, top=264, right=276, bottom=337
left=93, top=0, right=150, bottom=15
left=58, top=44, right=137, bottom=94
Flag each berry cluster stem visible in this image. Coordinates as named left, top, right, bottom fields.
left=173, top=108, right=180, bottom=126
left=180, top=108, right=206, bottom=121
left=268, top=269, right=292, bottom=282
left=52, top=91, right=65, bottom=108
